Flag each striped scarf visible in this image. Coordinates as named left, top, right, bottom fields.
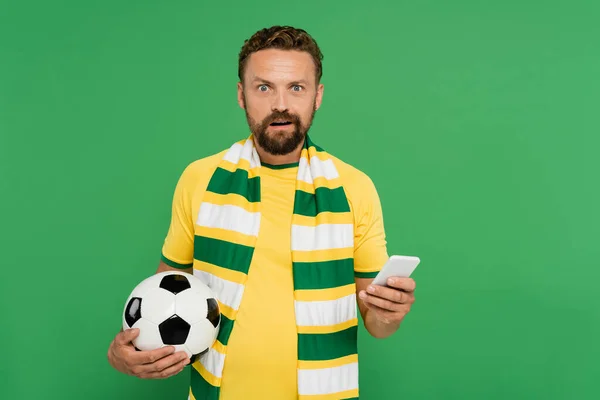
left=190, top=135, right=360, bottom=400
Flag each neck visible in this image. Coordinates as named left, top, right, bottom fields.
left=253, top=137, right=304, bottom=165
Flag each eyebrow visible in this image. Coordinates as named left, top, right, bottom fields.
left=251, top=77, right=309, bottom=86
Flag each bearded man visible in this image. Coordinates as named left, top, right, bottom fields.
left=107, top=25, right=417, bottom=400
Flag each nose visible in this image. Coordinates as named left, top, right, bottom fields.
left=271, top=90, right=288, bottom=113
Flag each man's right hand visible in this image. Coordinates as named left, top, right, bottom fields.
left=107, top=328, right=190, bottom=379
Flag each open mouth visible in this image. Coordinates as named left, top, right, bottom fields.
left=270, top=121, right=292, bottom=126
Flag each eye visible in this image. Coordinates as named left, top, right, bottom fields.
left=292, top=85, right=303, bottom=92
left=258, top=84, right=269, bottom=92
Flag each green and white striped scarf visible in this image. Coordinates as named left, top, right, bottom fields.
left=189, top=135, right=361, bottom=400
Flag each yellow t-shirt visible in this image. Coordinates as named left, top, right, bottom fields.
left=161, top=149, right=389, bottom=400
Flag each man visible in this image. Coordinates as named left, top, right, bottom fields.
left=107, top=25, right=416, bottom=399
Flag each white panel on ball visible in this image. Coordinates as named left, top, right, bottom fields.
left=128, top=275, right=159, bottom=298
left=175, top=289, right=208, bottom=325
left=141, top=287, right=176, bottom=325
left=186, top=319, right=218, bottom=355
left=132, top=318, right=163, bottom=351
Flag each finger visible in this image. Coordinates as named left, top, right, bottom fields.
left=139, top=357, right=190, bottom=379
left=128, top=345, right=176, bottom=365
left=116, top=328, right=139, bottom=345
left=366, top=284, right=408, bottom=304
left=132, top=351, right=189, bottom=375
left=359, top=291, right=406, bottom=312
left=386, top=277, right=416, bottom=292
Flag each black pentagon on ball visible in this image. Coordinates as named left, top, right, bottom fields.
left=159, top=274, right=191, bottom=294
left=207, top=298, right=221, bottom=328
left=124, top=297, right=142, bottom=327
left=159, top=315, right=191, bottom=345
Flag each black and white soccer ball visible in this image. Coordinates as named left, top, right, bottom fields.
left=122, top=271, right=220, bottom=361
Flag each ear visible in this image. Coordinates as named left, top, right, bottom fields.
left=315, top=83, right=324, bottom=111
left=237, top=82, right=245, bottom=109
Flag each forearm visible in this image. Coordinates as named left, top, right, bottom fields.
left=363, top=308, right=402, bottom=339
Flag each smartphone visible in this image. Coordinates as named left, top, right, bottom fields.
left=371, top=255, right=420, bottom=286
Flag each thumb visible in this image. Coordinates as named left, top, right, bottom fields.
left=117, top=328, right=139, bottom=345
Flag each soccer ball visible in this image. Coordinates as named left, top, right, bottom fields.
left=122, top=271, right=220, bottom=361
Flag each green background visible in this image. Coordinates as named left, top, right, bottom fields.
left=1, top=0, right=599, bottom=399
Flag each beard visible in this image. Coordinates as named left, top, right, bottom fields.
left=245, top=99, right=316, bottom=156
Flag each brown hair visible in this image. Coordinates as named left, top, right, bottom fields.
left=238, top=26, right=324, bottom=84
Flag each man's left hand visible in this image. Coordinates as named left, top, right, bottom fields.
left=359, top=277, right=416, bottom=325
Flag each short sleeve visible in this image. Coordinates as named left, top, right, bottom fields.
left=161, top=165, right=196, bottom=269
left=352, top=176, right=389, bottom=278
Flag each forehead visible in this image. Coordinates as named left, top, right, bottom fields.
left=244, top=49, right=316, bottom=84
